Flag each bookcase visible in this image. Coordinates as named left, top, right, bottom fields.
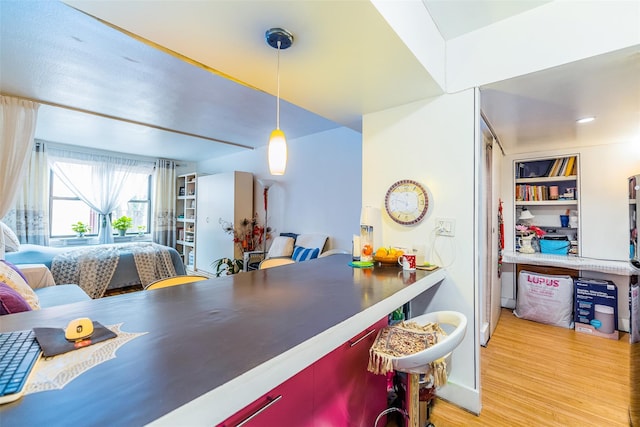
left=176, top=173, right=197, bottom=271
left=514, top=154, right=580, bottom=255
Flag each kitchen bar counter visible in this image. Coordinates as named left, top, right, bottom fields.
left=0, top=255, right=445, bottom=426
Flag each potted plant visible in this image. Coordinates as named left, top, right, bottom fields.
left=112, top=215, right=133, bottom=236
left=71, top=221, right=91, bottom=237
left=211, top=257, right=244, bottom=276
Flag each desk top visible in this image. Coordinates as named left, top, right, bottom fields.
left=503, top=251, right=639, bottom=276
left=0, top=255, right=445, bottom=426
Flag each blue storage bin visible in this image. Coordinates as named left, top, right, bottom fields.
left=540, top=239, right=569, bottom=254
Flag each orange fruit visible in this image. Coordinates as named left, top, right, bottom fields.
left=362, top=244, right=373, bottom=256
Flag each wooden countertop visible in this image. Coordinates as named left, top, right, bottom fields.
left=0, top=255, right=445, bottom=426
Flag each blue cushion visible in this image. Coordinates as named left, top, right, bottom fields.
left=35, top=285, right=91, bottom=308
left=292, top=246, right=320, bottom=262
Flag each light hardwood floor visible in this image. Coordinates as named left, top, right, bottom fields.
left=428, top=308, right=630, bottom=426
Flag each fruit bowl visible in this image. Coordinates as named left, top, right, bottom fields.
left=373, top=248, right=404, bottom=265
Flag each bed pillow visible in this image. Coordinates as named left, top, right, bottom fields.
left=0, top=282, right=32, bottom=315
left=292, top=246, right=320, bottom=262
left=0, top=221, right=20, bottom=253
left=0, top=260, right=40, bottom=310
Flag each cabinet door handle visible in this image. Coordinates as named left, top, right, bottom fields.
left=235, top=394, right=282, bottom=427
left=348, top=328, right=377, bottom=347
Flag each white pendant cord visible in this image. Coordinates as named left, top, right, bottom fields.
left=276, top=40, right=281, bottom=130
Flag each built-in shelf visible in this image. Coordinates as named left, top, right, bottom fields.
left=502, top=251, right=638, bottom=276
left=514, top=154, right=581, bottom=256
left=176, top=173, right=197, bottom=269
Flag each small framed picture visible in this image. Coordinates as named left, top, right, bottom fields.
left=179, top=186, right=185, bottom=196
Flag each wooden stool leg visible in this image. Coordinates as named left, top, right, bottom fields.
left=406, top=373, right=420, bottom=427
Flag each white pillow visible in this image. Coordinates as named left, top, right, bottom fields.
left=0, top=221, right=20, bottom=253
left=295, top=234, right=328, bottom=253
left=267, top=236, right=295, bottom=258
left=0, top=260, right=40, bottom=310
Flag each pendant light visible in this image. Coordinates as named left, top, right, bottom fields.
left=265, top=28, right=293, bottom=176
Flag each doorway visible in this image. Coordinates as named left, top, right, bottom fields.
left=479, top=116, right=502, bottom=345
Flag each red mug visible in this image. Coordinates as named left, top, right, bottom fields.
left=397, top=254, right=416, bottom=271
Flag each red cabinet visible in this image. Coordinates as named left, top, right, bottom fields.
left=219, top=318, right=388, bottom=426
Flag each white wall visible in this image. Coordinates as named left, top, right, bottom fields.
left=447, top=0, right=640, bottom=91
left=197, top=127, right=362, bottom=252
left=363, top=89, right=481, bottom=413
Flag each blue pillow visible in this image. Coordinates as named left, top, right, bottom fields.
left=292, top=246, right=320, bottom=262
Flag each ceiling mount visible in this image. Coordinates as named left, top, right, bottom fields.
left=265, top=28, right=293, bottom=50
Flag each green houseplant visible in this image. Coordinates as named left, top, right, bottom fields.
left=71, top=221, right=91, bottom=237
left=112, top=215, right=133, bottom=236
left=211, top=257, right=244, bottom=276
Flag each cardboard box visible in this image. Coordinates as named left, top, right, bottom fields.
left=574, top=278, right=619, bottom=340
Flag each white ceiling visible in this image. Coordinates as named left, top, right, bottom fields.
left=1, top=0, right=638, bottom=162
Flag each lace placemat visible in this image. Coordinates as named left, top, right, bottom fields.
left=25, top=323, right=147, bottom=395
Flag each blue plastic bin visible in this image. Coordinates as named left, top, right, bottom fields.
left=540, top=239, right=569, bottom=254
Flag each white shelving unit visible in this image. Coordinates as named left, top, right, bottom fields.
left=176, top=173, right=197, bottom=271
left=514, top=154, right=580, bottom=255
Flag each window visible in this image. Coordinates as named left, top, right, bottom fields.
left=50, top=171, right=152, bottom=238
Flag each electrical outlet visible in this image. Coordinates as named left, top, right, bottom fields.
left=436, top=218, right=455, bottom=236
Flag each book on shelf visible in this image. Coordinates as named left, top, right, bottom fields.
left=564, top=156, right=576, bottom=176
left=548, top=158, right=562, bottom=177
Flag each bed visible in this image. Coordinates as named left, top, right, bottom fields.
left=5, top=243, right=186, bottom=296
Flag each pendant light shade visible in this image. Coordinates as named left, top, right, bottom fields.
left=268, top=129, right=287, bottom=175
left=265, top=28, right=293, bottom=176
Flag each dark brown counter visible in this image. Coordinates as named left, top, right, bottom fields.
left=0, top=254, right=445, bottom=426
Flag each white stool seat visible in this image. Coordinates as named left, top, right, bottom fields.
left=392, top=310, right=467, bottom=374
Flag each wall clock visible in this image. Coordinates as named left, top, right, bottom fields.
left=384, top=179, right=429, bottom=225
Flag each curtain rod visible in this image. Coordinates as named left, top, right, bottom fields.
left=2, top=93, right=254, bottom=151
left=480, top=111, right=505, bottom=156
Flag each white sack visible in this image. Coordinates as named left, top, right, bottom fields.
left=514, top=270, right=574, bottom=328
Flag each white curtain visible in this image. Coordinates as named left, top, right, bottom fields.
left=2, top=141, right=50, bottom=245
left=47, top=147, right=154, bottom=244
left=153, top=159, right=176, bottom=246
left=0, top=96, right=40, bottom=258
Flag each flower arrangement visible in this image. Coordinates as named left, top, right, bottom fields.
left=219, top=214, right=270, bottom=253
left=516, top=224, right=546, bottom=238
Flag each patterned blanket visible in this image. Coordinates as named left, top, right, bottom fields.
left=51, top=243, right=177, bottom=298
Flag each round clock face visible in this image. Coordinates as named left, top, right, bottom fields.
left=384, top=180, right=429, bottom=225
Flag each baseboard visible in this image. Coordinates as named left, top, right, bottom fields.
left=501, top=297, right=516, bottom=309
left=480, top=322, right=489, bottom=346
left=436, top=380, right=481, bottom=415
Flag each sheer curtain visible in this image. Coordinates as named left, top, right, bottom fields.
left=0, top=96, right=39, bottom=258
left=153, top=159, right=176, bottom=246
left=47, top=146, right=155, bottom=244
left=2, top=141, right=49, bottom=245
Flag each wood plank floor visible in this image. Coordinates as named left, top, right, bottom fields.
left=429, top=308, right=630, bottom=426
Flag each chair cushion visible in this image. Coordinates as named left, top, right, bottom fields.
left=292, top=246, right=320, bottom=262
left=0, top=282, right=32, bottom=315
left=267, top=236, right=295, bottom=258
left=0, top=260, right=40, bottom=310
left=0, top=221, right=20, bottom=253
